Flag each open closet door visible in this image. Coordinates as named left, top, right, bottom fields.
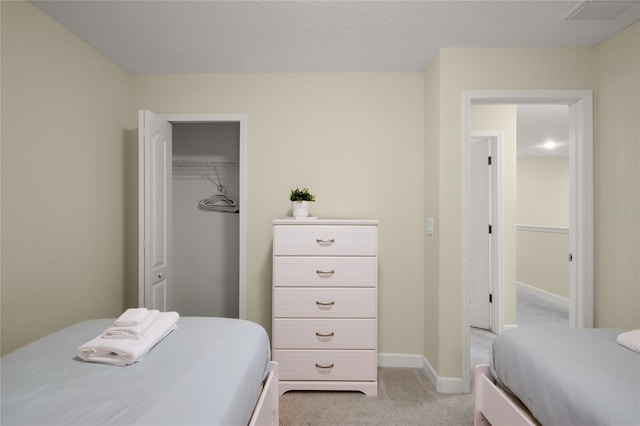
left=138, top=110, right=172, bottom=311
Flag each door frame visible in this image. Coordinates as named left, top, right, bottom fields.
left=461, top=89, right=594, bottom=392
left=469, top=131, right=504, bottom=334
left=139, top=113, right=248, bottom=319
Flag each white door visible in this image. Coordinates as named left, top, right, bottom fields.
left=468, top=136, right=492, bottom=330
left=138, top=110, right=172, bottom=311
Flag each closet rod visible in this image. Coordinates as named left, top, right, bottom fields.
left=172, top=160, right=238, bottom=169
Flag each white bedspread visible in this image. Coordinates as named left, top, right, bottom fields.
left=1, top=317, right=271, bottom=426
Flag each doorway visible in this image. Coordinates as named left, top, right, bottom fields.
left=515, top=104, right=570, bottom=327
left=138, top=112, right=248, bottom=319
left=461, top=89, right=594, bottom=393
left=172, top=122, right=240, bottom=318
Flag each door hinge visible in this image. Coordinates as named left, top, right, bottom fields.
left=489, top=294, right=493, bottom=303
left=488, top=224, right=492, bottom=234
left=569, top=253, right=573, bottom=262
left=488, top=156, right=492, bottom=165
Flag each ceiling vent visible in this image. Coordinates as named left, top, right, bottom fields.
left=560, top=0, right=638, bottom=21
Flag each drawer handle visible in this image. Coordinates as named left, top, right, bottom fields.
left=315, top=332, right=335, bottom=338
left=316, top=238, right=335, bottom=245
left=315, top=301, right=335, bottom=307
left=315, top=363, right=334, bottom=369
left=316, top=269, right=335, bottom=276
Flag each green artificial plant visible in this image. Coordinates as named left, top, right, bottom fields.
left=290, top=187, right=316, bottom=202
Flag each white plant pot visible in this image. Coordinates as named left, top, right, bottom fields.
left=292, top=201, right=310, bottom=218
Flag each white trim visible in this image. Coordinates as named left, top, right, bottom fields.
left=378, top=353, right=466, bottom=394
left=568, top=95, right=594, bottom=329
left=516, top=224, right=569, bottom=234
left=137, top=111, right=145, bottom=308
left=419, top=356, right=439, bottom=389
left=239, top=117, right=248, bottom=319
left=160, top=113, right=248, bottom=320
left=378, top=353, right=424, bottom=368
left=461, top=89, right=594, bottom=395
left=517, top=281, right=569, bottom=309
left=436, top=376, right=466, bottom=394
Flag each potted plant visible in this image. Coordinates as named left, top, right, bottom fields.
left=290, top=187, right=315, bottom=218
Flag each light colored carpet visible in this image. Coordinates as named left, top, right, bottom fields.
left=279, top=367, right=473, bottom=426
left=516, top=283, right=569, bottom=327
left=471, top=283, right=569, bottom=362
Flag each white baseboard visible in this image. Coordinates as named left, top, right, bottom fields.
left=378, top=353, right=466, bottom=394
left=517, top=281, right=569, bottom=309
left=378, top=353, right=424, bottom=368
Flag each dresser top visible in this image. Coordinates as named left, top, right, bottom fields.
left=273, top=218, right=378, bottom=226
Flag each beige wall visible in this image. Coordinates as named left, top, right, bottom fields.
left=517, top=157, right=569, bottom=226
left=594, top=22, right=640, bottom=328
left=470, top=105, right=518, bottom=325
left=517, top=232, right=570, bottom=299
left=0, top=0, right=3, bottom=342
left=1, top=2, right=131, bottom=354
left=2, top=1, right=426, bottom=358
left=129, top=72, right=426, bottom=354
left=426, top=25, right=640, bottom=377
left=423, top=52, right=441, bottom=368
left=430, top=47, right=595, bottom=377
left=516, top=157, right=570, bottom=299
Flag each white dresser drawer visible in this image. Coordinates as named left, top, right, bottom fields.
left=273, top=256, right=377, bottom=288
left=274, top=225, right=377, bottom=256
left=273, top=319, right=376, bottom=349
left=274, top=350, right=377, bottom=381
left=274, top=288, right=376, bottom=318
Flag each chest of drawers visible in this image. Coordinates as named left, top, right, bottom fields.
left=272, top=219, right=378, bottom=395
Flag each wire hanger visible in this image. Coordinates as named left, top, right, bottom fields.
left=198, top=165, right=239, bottom=213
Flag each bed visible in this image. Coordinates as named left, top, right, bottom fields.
left=1, top=316, right=279, bottom=426
left=474, top=326, right=640, bottom=426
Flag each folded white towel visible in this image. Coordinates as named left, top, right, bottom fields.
left=77, top=311, right=180, bottom=366
left=102, top=310, right=160, bottom=339
left=617, top=329, right=640, bottom=354
left=114, top=308, right=150, bottom=327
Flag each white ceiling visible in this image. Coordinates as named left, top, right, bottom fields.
left=31, top=1, right=636, bottom=157
left=516, top=105, right=569, bottom=157
left=32, top=0, right=639, bottom=74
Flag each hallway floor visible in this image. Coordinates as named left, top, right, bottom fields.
left=471, top=284, right=569, bottom=372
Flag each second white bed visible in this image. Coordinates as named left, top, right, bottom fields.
left=475, top=326, right=640, bottom=426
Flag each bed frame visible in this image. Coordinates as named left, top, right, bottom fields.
left=249, top=361, right=280, bottom=426
left=474, top=365, right=538, bottom=426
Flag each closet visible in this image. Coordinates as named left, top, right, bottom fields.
left=170, top=122, right=240, bottom=318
